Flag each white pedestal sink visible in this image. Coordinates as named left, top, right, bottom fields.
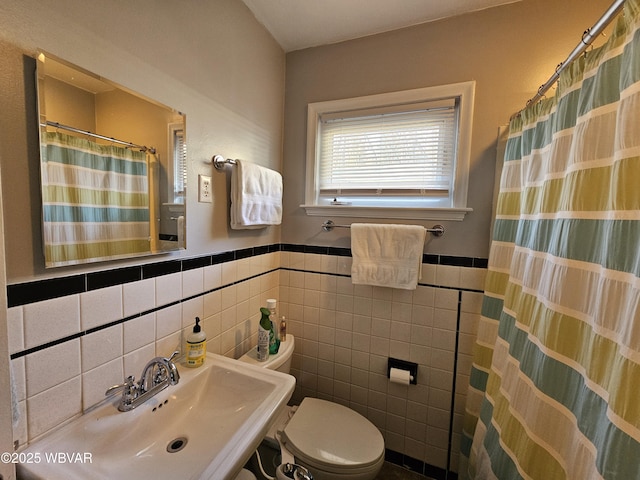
left=17, top=352, right=296, bottom=480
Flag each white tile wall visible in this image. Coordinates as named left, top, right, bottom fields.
left=279, top=252, right=486, bottom=473
left=9, top=252, right=282, bottom=448
left=7, top=249, right=485, bottom=477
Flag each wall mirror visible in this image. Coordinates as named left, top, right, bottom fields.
left=36, top=52, right=187, bottom=268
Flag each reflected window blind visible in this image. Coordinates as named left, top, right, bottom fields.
left=318, top=99, right=458, bottom=196
left=173, top=129, right=187, bottom=196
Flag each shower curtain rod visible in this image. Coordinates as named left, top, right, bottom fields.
left=522, top=0, right=626, bottom=110
left=41, top=121, right=156, bottom=154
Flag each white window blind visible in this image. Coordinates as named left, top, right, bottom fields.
left=318, top=98, right=458, bottom=198
left=173, top=128, right=187, bottom=201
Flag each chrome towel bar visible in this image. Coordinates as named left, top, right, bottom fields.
left=212, top=155, right=238, bottom=170
left=322, top=220, right=445, bottom=237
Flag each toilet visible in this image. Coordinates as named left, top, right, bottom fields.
left=239, top=335, right=385, bottom=480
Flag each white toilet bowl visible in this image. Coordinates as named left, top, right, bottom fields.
left=238, top=335, right=385, bottom=480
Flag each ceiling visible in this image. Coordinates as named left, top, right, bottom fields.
left=241, top=0, right=521, bottom=52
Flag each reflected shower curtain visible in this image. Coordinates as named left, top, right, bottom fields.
left=461, top=1, right=640, bottom=478
left=41, top=132, right=151, bottom=267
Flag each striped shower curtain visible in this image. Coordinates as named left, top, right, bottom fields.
left=461, top=1, right=640, bottom=478
left=41, top=132, right=151, bottom=267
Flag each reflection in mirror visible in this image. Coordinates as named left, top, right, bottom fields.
left=36, top=52, right=186, bottom=268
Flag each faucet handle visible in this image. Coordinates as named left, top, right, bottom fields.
left=167, top=350, right=180, bottom=362
left=105, top=375, right=137, bottom=397
left=164, top=351, right=181, bottom=385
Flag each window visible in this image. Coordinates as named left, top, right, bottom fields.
left=302, top=82, right=475, bottom=220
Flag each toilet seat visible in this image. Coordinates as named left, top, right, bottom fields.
left=281, top=398, right=385, bottom=474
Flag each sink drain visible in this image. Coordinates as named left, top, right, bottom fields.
left=167, top=437, right=188, bottom=453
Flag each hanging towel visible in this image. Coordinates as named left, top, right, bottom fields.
left=230, top=160, right=283, bottom=229
left=351, top=223, right=426, bottom=290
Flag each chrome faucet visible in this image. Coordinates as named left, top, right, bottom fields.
left=105, top=351, right=181, bottom=412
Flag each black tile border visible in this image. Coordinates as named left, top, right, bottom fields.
left=7, top=243, right=487, bottom=308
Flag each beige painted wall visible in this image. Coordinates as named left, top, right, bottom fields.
left=0, top=0, right=285, bottom=284
left=281, top=0, right=613, bottom=258
left=0, top=4, right=284, bottom=475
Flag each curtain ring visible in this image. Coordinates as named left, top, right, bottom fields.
left=581, top=28, right=592, bottom=46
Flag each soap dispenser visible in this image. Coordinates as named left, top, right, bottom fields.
left=185, top=317, right=206, bottom=368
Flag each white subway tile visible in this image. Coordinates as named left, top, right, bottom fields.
left=411, top=304, right=433, bottom=326
left=413, top=285, right=435, bottom=307
left=289, top=252, right=305, bottom=270
left=303, top=289, right=320, bottom=308
left=321, top=255, right=337, bottom=274
left=155, top=331, right=182, bottom=359
left=26, top=339, right=80, bottom=397
left=237, top=257, right=252, bottom=281
left=203, top=312, right=221, bottom=339
left=434, top=287, right=459, bottom=310
left=372, top=286, right=393, bottom=301
left=123, top=313, right=155, bottom=354
left=24, top=296, right=80, bottom=349
left=304, top=253, right=322, bottom=272
left=353, top=284, right=373, bottom=298
left=435, top=265, right=461, bottom=288
left=390, top=321, right=411, bottom=342
left=353, top=296, right=372, bottom=317
left=7, top=306, right=24, bottom=354
left=156, top=303, right=182, bottom=339
left=181, top=296, right=204, bottom=329
left=391, top=301, right=412, bottom=322
left=81, top=286, right=123, bottom=331
left=460, top=267, right=487, bottom=291
left=302, top=305, right=319, bottom=325
left=370, top=336, right=390, bottom=358
left=410, top=325, right=431, bottom=347
left=433, top=308, right=458, bottom=331
left=82, top=358, right=123, bottom=410
left=182, top=267, right=204, bottom=298
left=336, top=294, right=354, bottom=314
left=392, top=289, right=413, bottom=304
left=461, top=291, right=484, bottom=313
left=203, top=263, right=222, bottom=290
left=27, top=376, right=81, bottom=440
left=389, top=340, right=410, bottom=359
left=81, top=324, right=123, bottom=371
left=352, top=332, right=371, bottom=352
left=336, top=256, right=352, bottom=276
left=421, top=264, right=437, bottom=285
left=221, top=260, right=238, bottom=285
left=155, top=272, right=182, bottom=306
left=122, top=279, right=155, bottom=317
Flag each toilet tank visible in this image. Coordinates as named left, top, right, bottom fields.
left=238, top=335, right=295, bottom=373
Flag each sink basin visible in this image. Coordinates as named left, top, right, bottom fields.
left=17, top=352, right=296, bottom=480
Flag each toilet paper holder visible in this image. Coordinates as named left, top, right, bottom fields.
left=387, top=358, right=418, bottom=385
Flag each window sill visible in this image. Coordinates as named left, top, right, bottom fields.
left=300, top=204, right=472, bottom=221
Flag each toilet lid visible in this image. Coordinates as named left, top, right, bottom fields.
left=282, top=398, right=384, bottom=471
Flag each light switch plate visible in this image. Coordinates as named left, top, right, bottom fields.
left=198, top=174, right=212, bottom=203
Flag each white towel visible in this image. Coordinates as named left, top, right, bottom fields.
left=351, top=223, right=426, bottom=290
left=230, top=160, right=283, bottom=229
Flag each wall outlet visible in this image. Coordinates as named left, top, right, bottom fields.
left=198, top=174, right=212, bottom=203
